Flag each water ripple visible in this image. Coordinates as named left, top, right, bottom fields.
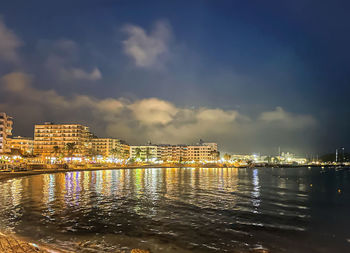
left=0, top=167, right=349, bottom=252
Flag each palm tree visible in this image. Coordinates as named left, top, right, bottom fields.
left=210, top=150, right=220, bottom=161
left=145, top=147, right=152, bottom=162
left=66, top=142, right=76, bottom=157
left=50, top=145, right=61, bottom=163
left=111, top=148, right=121, bottom=159
left=87, top=148, right=99, bottom=158
left=215, top=151, right=220, bottom=161
left=53, top=146, right=60, bottom=156
left=135, top=148, right=141, bottom=160
left=223, top=153, right=231, bottom=161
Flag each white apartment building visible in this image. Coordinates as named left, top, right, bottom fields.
left=91, top=138, right=130, bottom=159
left=0, top=112, right=13, bottom=153
left=130, top=145, right=160, bottom=161
left=130, top=141, right=219, bottom=162
left=158, top=144, right=188, bottom=162
left=187, top=142, right=219, bottom=162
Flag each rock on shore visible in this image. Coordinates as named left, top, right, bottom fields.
left=0, top=233, right=49, bottom=252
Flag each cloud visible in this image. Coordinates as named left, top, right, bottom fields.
left=196, top=109, right=239, bottom=123
left=259, top=106, right=316, bottom=129
left=42, top=39, right=102, bottom=82
left=61, top=67, right=102, bottom=81
left=122, top=20, right=172, bottom=68
left=129, top=98, right=178, bottom=125
left=0, top=18, right=22, bottom=64
left=52, top=39, right=78, bottom=54
left=0, top=72, right=318, bottom=153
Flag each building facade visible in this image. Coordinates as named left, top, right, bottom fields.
left=158, top=144, right=188, bottom=162
left=130, top=141, right=219, bottom=162
left=91, top=138, right=130, bottom=159
left=187, top=142, right=219, bottom=162
left=34, top=122, right=91, bottom=157
left=119, top=140, right=130, bottom=159
left=7, top=136, right=34, bottom=155
left=0, top=112, right=13, bottom=153
left=130, top=145, right=160, bottom=161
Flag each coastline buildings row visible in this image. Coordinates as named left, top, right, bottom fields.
left=227, top=153, right=307, bottom=165
left=130, top=141, right=219, bottom=162
left=0, top=113, right=219, bottom=162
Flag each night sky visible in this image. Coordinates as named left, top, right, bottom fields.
left=0, top=0, right=349, bottom=155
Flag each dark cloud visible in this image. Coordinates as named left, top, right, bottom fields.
left=0, top=18, right=22, bottom=64
left=0, top=72, right=317, bottom=154
left=122, top=20, right=172, bottom=69
left=0, top=4, right=344, bottom=154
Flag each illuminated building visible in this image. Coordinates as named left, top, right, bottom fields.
left=187, top=142, right=219, bottom=162
left=34, top=122, right=91, bottom=157
left=130, top=140, right=219, bottom=162
left=91, top=138, right=130, bottom=159
left=119, top=140, right=130, bottom=159
left=279, top=152, right=307, bottom=164
left=130, top=145, right=160, bottom=161
left=7, top=136, right=34, bottom=155
left=230, top=152, right=307, bottom=165
left=158, top=144, right=188, bottom=162
left=0, top=112, right=13, bottom=153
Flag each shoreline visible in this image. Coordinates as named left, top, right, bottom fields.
left=0, top=163, right=229, bottom=182
left=0, top=232, right=67, bottom=253
left=0, top=231, right=153, bottom=253
left=1, top=163, right=348, bottom=182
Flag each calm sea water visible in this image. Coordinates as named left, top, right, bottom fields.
left=0, top=167, right=349, bottom=252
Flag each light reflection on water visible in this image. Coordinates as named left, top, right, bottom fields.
left=0, top=167, right=349, bottom=252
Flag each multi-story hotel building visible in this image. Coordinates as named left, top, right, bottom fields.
left=187, top=142, right=219, bottom=162
left=0, top=112, right=13, bottom=153
left=91, top=138, right=130, bottom=159
left=130, top=145, right=160, bottom=161
left=34, top=122, right=91, bottom=157
left=7, top=136, right=34, bottom=155
left=158, top=144, right=188, bottom=162
left=119, top=140, right=130, bottom=159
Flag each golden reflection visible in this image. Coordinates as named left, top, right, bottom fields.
left=0, top=167, right=313, bottom=222
left=10, top=179, right=23, bottom=207
left=42, top=174, right=55, bottom=205
left=222, top=167, right=239, bottom=192
left=134, top=168, right=145, bottom=194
